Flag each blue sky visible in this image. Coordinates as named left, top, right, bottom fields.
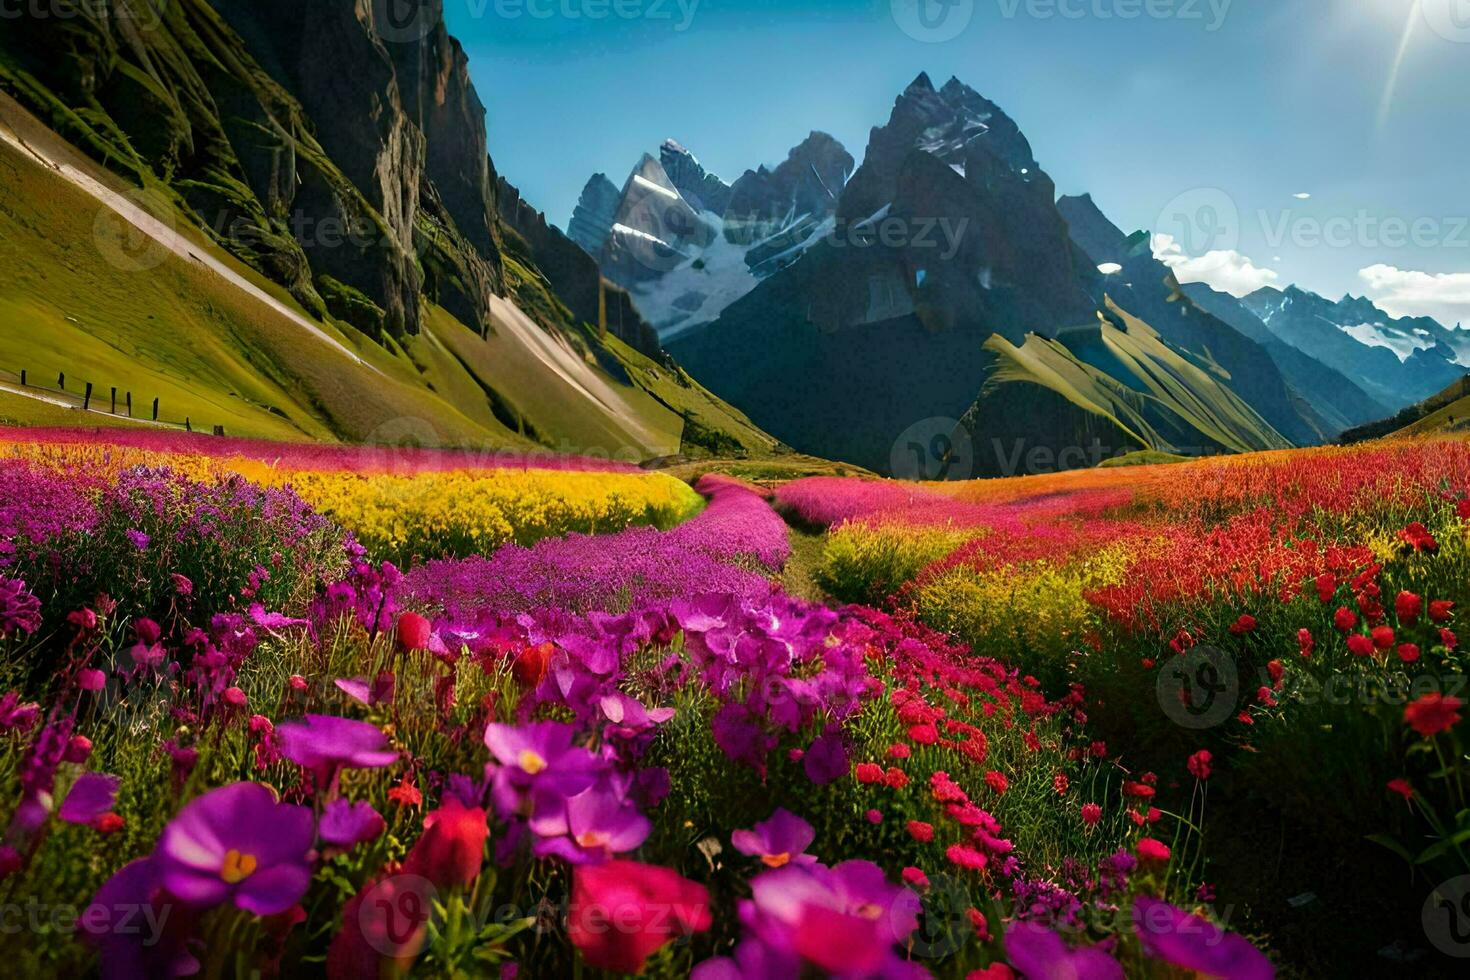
left=446, top=0, right=1470, bottom=324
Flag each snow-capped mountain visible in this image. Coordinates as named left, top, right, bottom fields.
left=1240, top=286, right=1466, bottom=409
left=569, top=134, right=854, bottom=339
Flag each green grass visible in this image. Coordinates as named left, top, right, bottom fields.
left=1097, top=449, right=1192, bottom=468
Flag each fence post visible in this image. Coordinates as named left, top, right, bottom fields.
left=185, top=417, right=191, bottom=432
left=126, top=392, right=132, bottom=417
left=58, top=372, right=64, bottom=390
left=110, top=387, right=117, bottom=414
left=18, top=370, right=25, bottom=386
left=83, top=382, right=93, bottom=410
left=152, top=398, right=159, bottom=421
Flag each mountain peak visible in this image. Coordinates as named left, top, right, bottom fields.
left=907, top=71, right=935, bottom=93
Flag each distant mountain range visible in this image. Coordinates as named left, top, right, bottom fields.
left=570, top=73, right=1467, bottom=474
left=0, top=0, right=774, bottom=458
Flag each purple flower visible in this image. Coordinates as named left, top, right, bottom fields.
left=0, top=691, right=39, bottom=734
left=1133, top=897, right=1274, bottom=979
left=277, top=715, right=399, bottom=789
left=59, top=772, right=120, bottom=825
left=155, top=782, right=314, bottom=915
left=731, top=809, right=819, bottom=869
left=1005, top=922, right=1124, bottom=980
left=742, top=860, right=923, bottom=977
left=0, top=578, right=41, bottom=638
left=529, top=780, right=651, bottom=864
left=484, top=721, right=602, bottom=818
left=125, top=529, right=150, bottom=551
left=81, top=858, right=200, bottom=979
left=802, top=731, right=849, bottom=786
left=319, top=798, right=387, bottom=849
left=334, top=673, right=395, bottom=708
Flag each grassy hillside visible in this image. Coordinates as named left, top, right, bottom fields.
left=0, top=92, right=777, bottom=458
left=1342, top=375, right=1470, bottom=443
left=963, top=297, right=1290, bottom=473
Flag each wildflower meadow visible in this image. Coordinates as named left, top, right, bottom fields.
left=1, top=428, right=1467, bottom=977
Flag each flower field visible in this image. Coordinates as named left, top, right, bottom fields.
left=2, top=428, right=1467, bottom=977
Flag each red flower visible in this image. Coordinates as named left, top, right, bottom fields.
left=902, top=867, right=930, bottom=890
left=1136, top=838, right=1171, bottom=864
left=94, top=812, right=125, bottom=835
left=884, top=767, right=910, bottom=790
left=887, top=743, right=912, bottom=760
left=1398, top=643, right=1421, bottom=664
left=387, top=776, right=422, bottom=809
left=1372, top=625, right=1396, bottom=650
left=968, top=965, right=1017, bottom=980
left=1123, top=781, right=1155, bottom=800
left=1405, top=693, right=1463, bottom=738
left=1334, top=607, right=1358, bottom=632
left=1347, top=634, right=1374, bottom=657
left=1186, top=750, right=1213, bottom=781
left=983, top=771, right=1009, bottom=795
left=1052, top=772, right=1069, bottom=796
left=908, top=723, right=940, bottom=746
left=1396, top=591, right=1423, bottom=624
left=1080, top=803, right=1102, bottom=827
left=1387, top=778, right=1414, bottom=801
left=1430, top=600, right=1456, bottom=623
left=396, top=612, right=433, bottom=653
left=1315, top=573, right=1337, bottom=603
left=1443, top=628, right=1460, bottom=651
left=1229, top=614, right=1257, bottom=635
left=568, top=860, right=711, bottom=975
left=946, top=844, right=988, bottom=870
left=512, top=643, right=554, bottom=688
left=1267, top=659, right=1285, bottom=686
left=1297, top=628, right=1314, bottom=658
left=906, top=820, right=935, bottom=844
left=403, top=799, right=487, bottom=888
left=855, top=763, right=885, bottom=785
left=1399, top=523, right=1439, bottom=553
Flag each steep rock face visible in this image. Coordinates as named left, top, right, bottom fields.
left=723, top=131, right=853, bottom=246
left=660, top=139, right=731, bottom=215
left=602, top=154, right=718, bottom=287
left=568, top=173, right=620, bottom=255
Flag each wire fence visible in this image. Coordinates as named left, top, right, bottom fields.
left=0, top=367, right=226, bottom=435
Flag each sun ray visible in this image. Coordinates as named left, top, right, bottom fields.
left=1377, top=1, right=1424, bottom=129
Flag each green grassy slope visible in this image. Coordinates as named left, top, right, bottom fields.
left=1341, top=376, right=1470, bottom=443
left=964, top=297, right=1290, bottom=472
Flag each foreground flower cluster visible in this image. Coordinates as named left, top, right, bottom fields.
left=0, top=432, right=1275, bottom=977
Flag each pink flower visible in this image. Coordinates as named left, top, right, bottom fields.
left=568, top=860, right=711, bottom=974
left=1387, top=778, right=1414, bottom=801
left=1136, top=838, right=1171, bottom=864
left=1081, top=803, right=1102, bottom=827
left=1405, top=693, right=1463, bottom=738
left=1186, top=749, right=1212, bottom=781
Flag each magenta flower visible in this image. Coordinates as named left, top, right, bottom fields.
left=1133, top=897, right=1273, bottom=979
left=530, top=780, right=651, bottom=864
left=0, top=578, right=41, bottom=638
left=58, top=772, right=119, bottom=826
left=802, top=731, right=849, bottom=786
left=277, top=714, right=399, bottom=789
left=731, top=809, right=818, bottom=869
left=156, top=782, right=314, bottom=915
left=125, top=529, right=150, bottom=551
left=744, top=860, right=922, bottom=976
left=1005, top=921, right=1124, bottom=980
left=320, top=798, right=387, bottom=850
left=484, top=721, right=601, bottom=817
left=0, top=691, right=39, bottom=734
left=82, top=858, right=200, bottom=979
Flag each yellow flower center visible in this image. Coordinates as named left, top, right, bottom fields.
left=518, top=749, right=548, bottom=775
left=576, top=831, right=610, bottom=849
left=856, top=902, right=883, bottom=920
left=220, top=849, right=258, bottom=885
left=761, top=852, right=791, bottom=869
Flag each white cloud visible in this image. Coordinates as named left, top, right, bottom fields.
left=1152, top=233, right=1281, bottom=297
left=1293, top=192, right=1311, bottom=200
left=1359, top=264, right=1470, bottom=327
left=1097, top=262, right=1122, bottom=275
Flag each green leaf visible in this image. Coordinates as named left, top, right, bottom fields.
left=1366, top=833, right=1414, bottom=863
